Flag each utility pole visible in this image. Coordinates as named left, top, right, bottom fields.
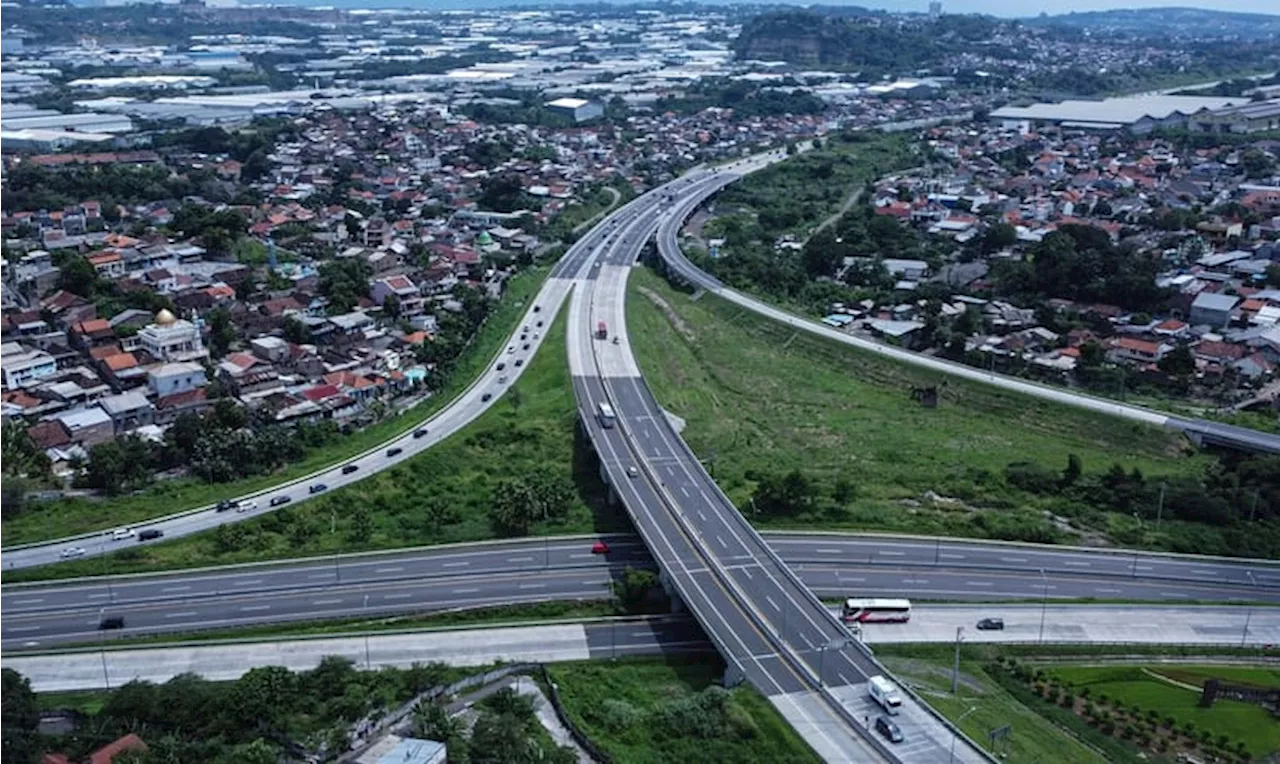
left=1249, top=490, right=1260, bottom=523
left=1156, top=483, right=1166, bottom=531
left=952, top=627, right=964, bottom=694
left=98, top=607, right=111, bottom=691
left=363, top=594, right=371, bottom=670
left=1241, top=571, right=1257, bottom=648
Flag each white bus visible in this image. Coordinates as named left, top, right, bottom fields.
left=841, top=598, right=911, bottom=623
left=597, top=401, right=616, bottom=429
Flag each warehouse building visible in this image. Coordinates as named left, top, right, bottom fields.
left=545, top=97, right=603, bottom=123
left=1192, top=100, right=1280, bottom=135
left=990, top=94, right=1247, bottom=134
left=0, top=111, right=134, bottom=134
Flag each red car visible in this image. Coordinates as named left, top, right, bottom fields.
left=591, top=541, right=611, bottom=555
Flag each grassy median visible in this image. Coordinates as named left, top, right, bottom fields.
left=625, top=267, right=1204, bottom=546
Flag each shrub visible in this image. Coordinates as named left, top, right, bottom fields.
left=1101, top=721, right=1116, bottom=736
left=1079, top=686, right=1091, bottom=698
left=1084, top=701, right=1097, bottom=718
left=1146, top=709, right=1160, bottom=724
left=598, top=699, right=640, bottom=732
left=1183, top=721, right=1196, bottom=737
left=1236, top=741, right=1249, bottom=756
left=1060, top=693, right=1074, bottom=708
left=1217, top=734, right=1231, bottom=749
left=1164, top=715, right=1177, bottom=729
left=1122, top=724, right=1136, bottom=739
left=1096, top=692, right=1109, bottom=705
left=1201, top=730, right=1213, bottom=744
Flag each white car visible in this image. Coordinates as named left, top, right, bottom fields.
left=236, top=500, right=257, bottom=513
left=110, top=528, right=135, bottom=541
left=61, top=546, right=87, bottom=559
left=626, top=465, right=639, bottom=478
left=507, top=346, right=515, bottom=355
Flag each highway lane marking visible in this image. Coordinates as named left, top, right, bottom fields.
left=879, top=551, right=904, bottom=556
left=901, top=579, right=929, bottom=585
left=508, top=557, right=535, bottom=563
left=1064, top=561, right=1090, bottom=567
left=679, top=486, right=690, bottom=498
left=164, top=611, right=197, bottom=618
left=10, top=598, right=44, bottom=605
left=240, top=605, right=271, bottom=612
left=569, top=553, right=594, bottom=559
left=1001, top=556, right=1027, bottom=563
left=443, top=561, right=469, bottom=568
left=837, top=577, right=865, bottom=583
left=698, top=511, right=707, bottom=522
left=815, top=548, right=841, bottom=554
left=1161, top=593, right=1190, bottom=598
left=765, top=595, right=780, bottom=611
left=1095, top=588, right=1122, bottom=594
left=452, top=588, right=480, bottom=594
left=939, top=553, right=965, bottom=560
left=233, top=579, right=263, bottom=586
left=375, top=567, right=404, bottom=573
left=308, top=574, right=331, bottom=580
left=518, top=583, right=546, bottom=590
left=966, top=581, right=993, bottom=587
left=1135, top=565, right=1154, bottom=571
left=162, top=586, right=191, bottom=593
left=6, top=625, right=40, bottom=632
left=87, top=593, right=109, bottom=599
left=312, top=599, right=344, bottom=605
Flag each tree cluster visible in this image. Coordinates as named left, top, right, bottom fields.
left=318, top=258, right=373, bottom=315
left=488, top=473, right=575, bottom=536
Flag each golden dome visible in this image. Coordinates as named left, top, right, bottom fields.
left=155, top=309, right=177, bottom=326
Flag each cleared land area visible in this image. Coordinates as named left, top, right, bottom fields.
left=626, top=267, right=1204, bottom=546
left=547, top=656, right=822, bottom=764
left=4, top=268, right=551, bottom=546
left=11, top=311, right=624, bottom=581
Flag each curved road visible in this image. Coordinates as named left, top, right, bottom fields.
left=2, top=178, right=684, bottom=571
left=655, top=161, right=1280, bottom=455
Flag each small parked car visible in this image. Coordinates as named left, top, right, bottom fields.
left=138, top=529, right=164, bottom=542
left=875, top=716, right=903, bottom=743
left=514, top=359, right=524, bottom=367
left=98, top=616, right=125, bottom=630
left=111, top=527, right=135, bottom=541
left=413, top=428, right=429, bottom=439
left=976, top=617, right=1005, bottom=631
left=496, top=362, right=505, bottom=371
left=591, top=541, right=611, bottom=555
left=387, top=447, right=402, bottom=457
left=309, top=484, right=328, bottom=494
left=61, top=546, right=87, bottom=559
left=236, top=500, right=257, bottom=513
left=215, top=499, right=234, bottom=512
left=482, top=393, right=492, bottom=402
left=270, top=495, right=291, bottom=507
left=342, top=464, right=358, bottom=475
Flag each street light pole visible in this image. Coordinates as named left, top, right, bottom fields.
left=1156, top=483, right=1166, bottom=531
left=949, top=706, right=978, bottom=764
left=98, top=607, right=111, bottom=691
left=363, top=594, right=371, bottom=670
left=1241, top=571, right=1257, bottom=648
left=952, top=627, right=964, bottom=694
left=1038, top=568, right=1049, bottom=644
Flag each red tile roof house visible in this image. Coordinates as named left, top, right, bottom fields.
left=43, top=733, right=148, bottom=764
left=1106, top=337, right=1171, bottom=365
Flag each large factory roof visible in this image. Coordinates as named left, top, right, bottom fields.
left=991, top=95, right=1247, bottom=126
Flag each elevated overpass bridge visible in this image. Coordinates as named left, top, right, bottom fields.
left=563, top=165, right=993, bottom=763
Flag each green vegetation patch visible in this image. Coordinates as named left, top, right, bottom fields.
left=10, top=307, right=626, bottom=582
left=3, top=268, right=552, bottom=547
left=1043, top=664, right=1280, bottom=756
left=627, top=267, right=1200, bottom=546
left=548, top=656, right=821, bottom=764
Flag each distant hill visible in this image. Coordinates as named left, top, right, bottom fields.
left=731, top=11, right=997, bottom=72
left=1026, top=7, right=1280, bottom=39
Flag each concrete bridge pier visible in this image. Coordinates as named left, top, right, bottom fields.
left=723, top=661, right=746, bottom=688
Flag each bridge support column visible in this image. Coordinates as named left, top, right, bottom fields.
left=659, top=570, right=685, bottom=613
left=722, top=661, right=746, bottom=689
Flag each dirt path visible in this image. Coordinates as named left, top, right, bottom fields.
left=1140, top=667, right=1202, bottom=693
left=638, top=286, right=695, bottom=343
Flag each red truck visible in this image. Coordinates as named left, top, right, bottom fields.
left=596, top=321, right=608, bottom=340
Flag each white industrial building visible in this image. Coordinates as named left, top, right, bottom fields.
left=990, top=95, right=1248, bottom=133
left=0, top=111, right=134, bottom=134
left=545, top=97, right=604, bottom=123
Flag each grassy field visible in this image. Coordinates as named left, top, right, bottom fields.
left=4, top=268, right=553, bottom=547
left=547, top=656, right=821, bottom=764
left=626, top=267, right=1202, bottom=544
left=1044, top=664, right=1280, bottom=757
left=9, top=309, right=626, bottom=582
left=878, top=654, right=1109, bottom=764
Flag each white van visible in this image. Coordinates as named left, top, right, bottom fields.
left=868, top=675, right=903, bottom=715
left=110, top=527, right=135, bottom=541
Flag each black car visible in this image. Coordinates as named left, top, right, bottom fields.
left=138, top=529, right=164, bottom=541
left=342, top=464, right=358, bottom=475
left=522, top=343, right=530, bottom=350
left=977, top=617, right=1005, bottom=631
left=875, top=716, right=903, bottom=743
left=413, top=428, right=429, bottom=439
left=270, top=495, right=292, bottom=506
left=536, top=320, right=543, bottom=327
left=309, top=484, right=328, bottom=494
left=533, top=305, right=541, bottom=312
left=482, top=393, right=492, bottom=402
left=215, top=499, right=234, bottom=512
left=514, top=359, right=523, bottom=367
left=387, top=447, right=402, bottom=457
left=496, top=362, right=505, bottom=371
left=99, top=616, right=125, bottom=630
